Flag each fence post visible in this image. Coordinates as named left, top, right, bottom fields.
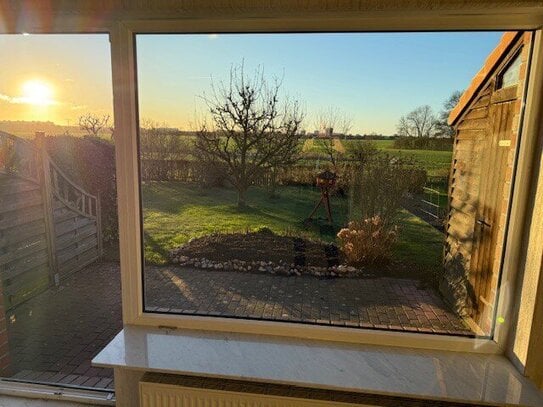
left=35, top=133, right=59, bottom=286
left=0, top=279, right=11, bottom=376
left=96, top=192, right=103, bottom=259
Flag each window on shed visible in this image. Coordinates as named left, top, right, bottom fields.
left=497, top=51, right=522, bottom=89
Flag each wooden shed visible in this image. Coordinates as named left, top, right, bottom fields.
left=441, top=31, right=532, bottom=335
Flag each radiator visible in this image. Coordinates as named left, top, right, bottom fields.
left=140, top=381, right=373, bottom=407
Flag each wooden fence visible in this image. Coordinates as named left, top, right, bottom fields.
left=0, top=131, right=102, bottom=309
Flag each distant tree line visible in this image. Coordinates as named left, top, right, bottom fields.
left=393, top=91, right=461, bottom=150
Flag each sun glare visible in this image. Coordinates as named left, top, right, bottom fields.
left=21, top=80, right=54, bottom=106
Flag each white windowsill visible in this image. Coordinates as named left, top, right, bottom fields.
left=92, top=325, right=543, bottom=406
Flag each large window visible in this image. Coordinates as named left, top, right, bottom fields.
left=136, top=31, right=530, bottom=338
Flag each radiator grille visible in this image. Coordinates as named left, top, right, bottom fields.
left=140, top=382, right=370, bottom=407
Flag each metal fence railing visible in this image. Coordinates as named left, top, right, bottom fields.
left=420, top=186, right=443, bottom=221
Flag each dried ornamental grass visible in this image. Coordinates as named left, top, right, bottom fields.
left=337, top=216, right=398, bottom=265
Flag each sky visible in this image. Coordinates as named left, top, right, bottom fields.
left=0, top=34, right=112, bottom=126
left=0, top=31, right=505, bottom=134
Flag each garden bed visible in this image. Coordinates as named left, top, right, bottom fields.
left=170, top=228, right=371, bottom=278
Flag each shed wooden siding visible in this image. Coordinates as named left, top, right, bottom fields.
left=441, top=32, right=532, bottom=334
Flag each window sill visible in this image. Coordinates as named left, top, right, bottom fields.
left=0, top=380, right=115, bottom=406
left=92, top=325, right=543, bottom=406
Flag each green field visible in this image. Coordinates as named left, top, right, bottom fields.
left=302, top=138, right=452, bottom=177
left=142, top=182, right=444, bottom=279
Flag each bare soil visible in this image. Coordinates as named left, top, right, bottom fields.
left=175, top=228, right=342, bottom=268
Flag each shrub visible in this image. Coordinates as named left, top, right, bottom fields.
left=192, top=158, right=229, bottom=188
left=276, top=165, right=316, bottom=186
left=0, top=138, right=19, bottom=173
left=399, top=167, right=427, bottom=194
left=392, top=136, right=453, bottom=151
left=347, top=140, right=379, bottom=165
left=43, top=135, right=118, bottom=243
left=337, top=216, right=398, bottom=265
left=347, top=152, right=426, bottom=225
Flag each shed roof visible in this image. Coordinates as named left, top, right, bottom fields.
left=448, top=31, right=522, bottom=126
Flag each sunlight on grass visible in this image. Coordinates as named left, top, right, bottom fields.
left=142, top=182, right=445, bottom=273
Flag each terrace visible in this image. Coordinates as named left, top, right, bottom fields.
left=4, top=257, right=469, bottom=392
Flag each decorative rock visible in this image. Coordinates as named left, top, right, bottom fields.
left=169, top=248, right=363, bottom=279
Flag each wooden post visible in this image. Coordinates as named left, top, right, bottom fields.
left=96, top=192, right=103, bottom=259
left=0, top=279, right=11, bottom=376
left=35, top=133, right=59, bottom=285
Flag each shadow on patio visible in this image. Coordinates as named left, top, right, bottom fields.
left=144, top=266, right=473, bottom=336
left=3, top=259, right=474, bottom=393
left=5, top=262, right=122, bottom=391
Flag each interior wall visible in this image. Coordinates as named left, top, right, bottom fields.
left=504, top=31, right=543, bottom=388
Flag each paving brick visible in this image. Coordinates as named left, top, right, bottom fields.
left=6, top=262, right=120, bottom=390
left=145, top=267, right=473, bottom=336
left=5, top=261, right=473, bottom=394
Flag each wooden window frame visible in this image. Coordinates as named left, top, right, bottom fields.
left=109, top=18, right=543, bottom=355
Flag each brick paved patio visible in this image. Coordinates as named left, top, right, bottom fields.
left=6, top=262, right=122, bottom=390
left=4, top=261, right=473, bottom=392
left=145, top=267, right=473, bottom=335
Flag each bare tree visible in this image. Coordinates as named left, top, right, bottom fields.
left=435, top=90, right=462, bottom=138
left=194, top=63, right=304, bottom=207
left=79, top=113, right=110, bottom=137
left=314, top=107, right=352, bottom=171
left=108, top=125, right=115, bottom=141
left=396, top=105, right=438, bottom=138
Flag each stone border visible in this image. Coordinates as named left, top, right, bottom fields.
left=170, top=253, right=369, bottom=278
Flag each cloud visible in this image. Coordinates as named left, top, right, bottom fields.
left=0, top=91, right=87, bottom=112
left=208, top=34, right=219, bottom=40
left=0, top=93, right=21, bottom=103
left=0, top=93, right=37, bottom=104
left=0, top=92, right=58, bottom=106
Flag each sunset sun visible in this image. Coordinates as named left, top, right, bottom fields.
left=21, top=79, right=54, bottom=106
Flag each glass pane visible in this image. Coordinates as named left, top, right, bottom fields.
left=498, top=52, right=521, bottom=88
left=0, top=34, right=120, bottom=391
left=137, top=31, right=527, bottom=338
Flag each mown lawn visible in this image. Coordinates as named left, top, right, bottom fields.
left=142, top=182, right=444, bottom=279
